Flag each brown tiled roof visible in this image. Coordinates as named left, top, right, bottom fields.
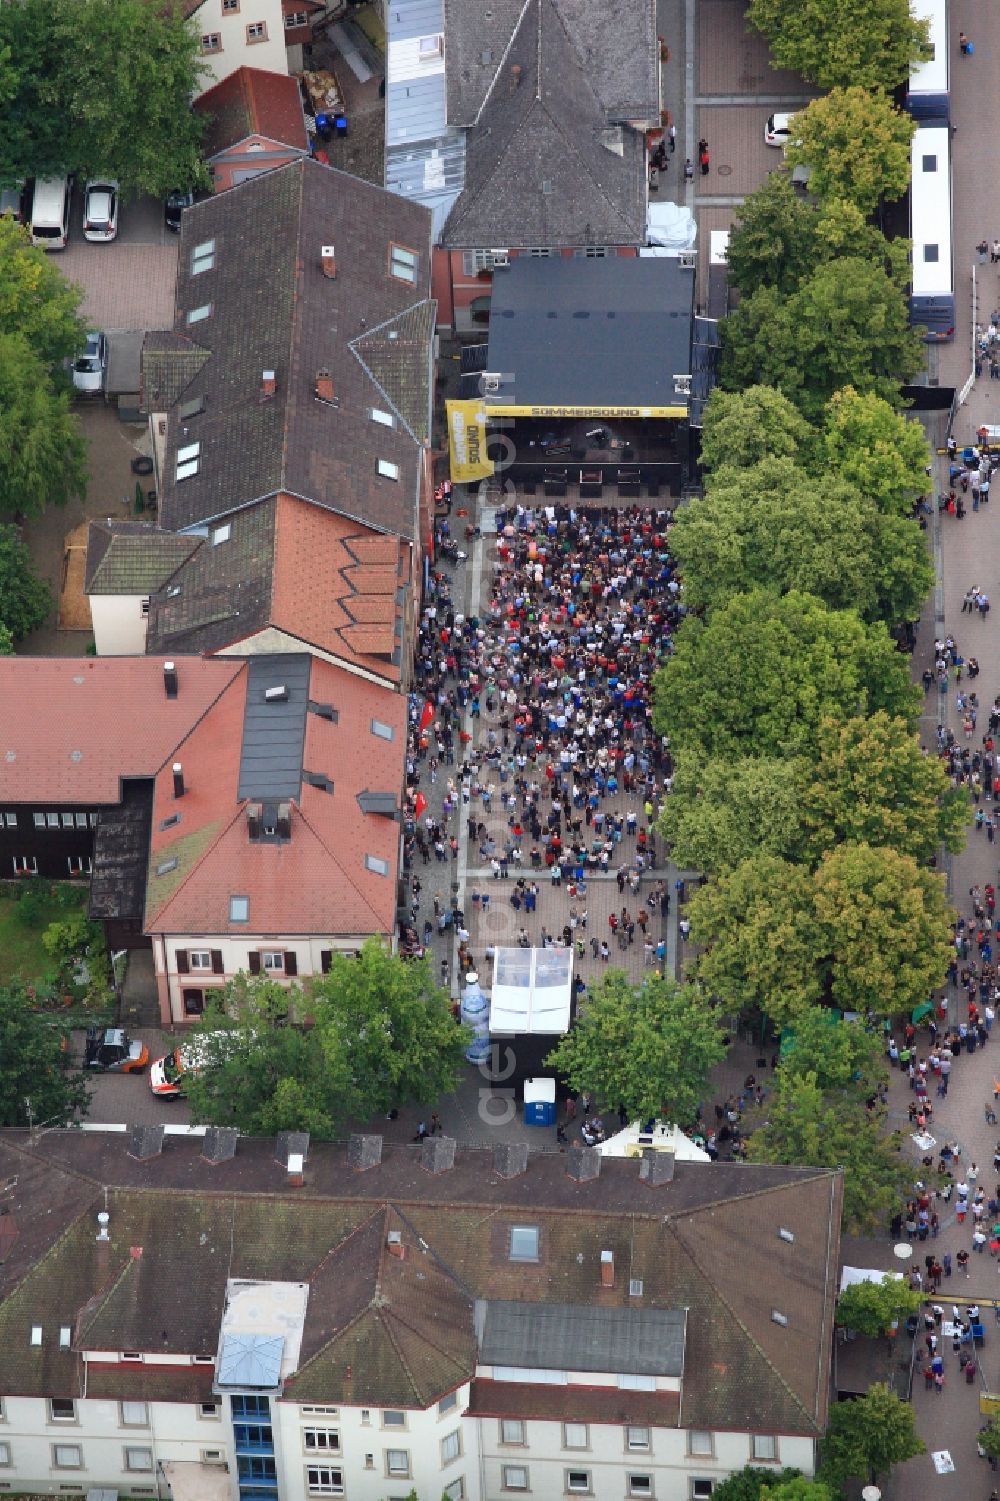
left=468, top=1379, right=680, bottom=1427
left=143, top=654, right=405, bottom=937
left=195, top=67, right=309, bottom=158
left=156, top=160, right=434, bottom=540
left=0, top=1133, right=841, bottom=1429
left=84, top=1364, right=218, bottom=1403
left=85, top=519, right=201, bottom=595
left=0, top=657, right=242, bottom=806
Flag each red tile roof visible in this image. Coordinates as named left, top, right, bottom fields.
left=195, top=67, right=309, bottom=156
left=0, top=658, right=242, bottom=806
left=145, top=655, right=407, bottom=937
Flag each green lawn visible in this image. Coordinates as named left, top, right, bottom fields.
left=0, top=885, right=89, bottom=987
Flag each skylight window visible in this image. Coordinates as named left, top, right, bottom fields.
left=176, top=441, right=201, bottom=482
left=778, top=1228, right=795, bottom=1243
left=230, top=895, right=250, bottom=922
left=365, top=854, right=390, bottom=876
left=371, top=719, right=395, bottom=741
left=377, top=459, right=400, bottom=481
left=508, top=1225, right=539, bottom=1261
left=156, top=859, right=178, bottom=877
left=187, top=304, right=213, bottom=325
left=371, top=408, right=394, bottom=428
left=771, top=1310, right=788, bottom=1326
left=31, top=1326, right=42, bottom=1346
left=212, top=524, right=231, bottom=545
left=191, top=239, right=216, bottom=274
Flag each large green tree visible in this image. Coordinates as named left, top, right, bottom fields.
left=747, top=0, right=930, bottom=91
left=721, top=259, right=924, bottom=420
left=698, top=384, right=815, bottom=473
left=784, top=88, right=915, bottom=213
left=0, top=0, right=208, bottom=194
left=0, top=216, right=85, bottom=371
left=0, top=333, right=88, bottom=520
left=0, top=523, right=51, bottom=639
left=670, top=458, right=932, bottom=623
left=659, top=752, right=808, bottom=874
left=802, top=712, right=968, bottom=863
left=545, top=971, right=728, bottom=1125
left=820, top=386, right=932, bottom=517
left=749, top=1072, right=910, bottom=1233
left=710, top=1471, right=805, bottom=1501
left=724, top=177, right=909, bottom=299
left=836, top=1275, right=921, bottom=1340
left=776, top=1005, right=887, bottom=1096
left=0, top=980, right=89, bottom=1127
left=652, top=589, right=919, bottom=760
left=819, top=1383, right=924, bottom=1485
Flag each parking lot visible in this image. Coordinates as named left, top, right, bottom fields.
left=56, top=183, right=179, bottom=335
left=71, top=1025, right=194, bottom=1126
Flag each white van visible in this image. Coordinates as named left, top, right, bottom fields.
left=29, top=176, right=72, bottom=249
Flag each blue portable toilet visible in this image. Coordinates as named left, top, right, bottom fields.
left=524, top=1076, right=556, bottom=1127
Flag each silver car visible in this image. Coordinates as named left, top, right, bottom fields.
left=83, top=180, right=119, bottom=241
left=72, top=331, right=108, bottom=393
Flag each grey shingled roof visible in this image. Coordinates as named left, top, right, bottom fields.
left=145, top=501, right=275, bottom=655
left=479, top=1300, right=686, bottom=1375
left=350, top=300, right=437, bottom=444
left=85, top=520, right=201, bottom=596
left=155, top=160, right=434, bottom=539
left=441, top=0, right=648, bottom=250
left=444, top=0, right=658, bottom=126
left=141, top=331, right=211, bottom=412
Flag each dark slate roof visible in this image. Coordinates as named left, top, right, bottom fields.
left=441, top=0, right=647, bottom=249
left=350, top=300, right=437, bottom=444
left=85, top=520, right=201, bottom=596
left=237, top=653, right=311, bottom=802
left=155, top=159, right=434, bottom=539
left=444, top=0, right=658, bottom=126
left=0, top=1132, right=841, bottom=1433
left=89, top=780, right=155, bottom=921
left=142, top=331, right=211, bottom=413
left=468, top=1378, right=680, bottom=1427
left=485, top=255, right=694, bottom=405
left=479, top=1300, right=686, bottom=1375
left=145, top=501, right=275, bottom=655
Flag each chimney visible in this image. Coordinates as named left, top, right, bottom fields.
left=275, top=1131, right=310, bottom=1166
left=639, top=1148, right=676, bottom=1186
left=276, top=802, right=292, bottom=840
left=386, top=1230, right=405, bottom=1259
left=202, top=1126, right=239, bottom=1164
left=600, top=1249, right=614, bottom=1288
left=566, top=1145, right=601, bottom=1183
left=315, top=368, right=335, bottom=403
left=128, top=1124, right=165, bottom=1161
left=163, top=660, right=178, bottom=698
left=260, top=369, right=276, bottom=402
left=247, top=802, right=262, bottom=840
left=348, top=1133, right=383, bottom=1171
left=421, top=1136, right=456, bottom=1174
left=287, top=1152, right=305, bottom=1187
left=492, top=1142, right=529, bottom=1179
left=510, top=63, right=522, bottom=88
left=172, top=762, right=185, bottom=799
left=321, top=244, right=337, bottom=279
left=96, top=1210, right=110, bottom=1243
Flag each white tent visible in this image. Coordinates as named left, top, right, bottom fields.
left=597, top=1121, right=710, bottom=1161
left=489, top=947, right=573, bottom=1035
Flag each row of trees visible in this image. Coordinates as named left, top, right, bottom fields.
left=0, top=0, right=208, bottom=195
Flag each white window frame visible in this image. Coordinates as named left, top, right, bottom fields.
left=51, top=1444, right=83, bottom=1469
left=198, top=1403, right=221, bottom=1420
left=12, top=856, right=38, bottom=874
left=120, top=1403, right=149, bottom=1428
left=628, top=1478, right=653, bottom=1499
left=444, top=1481, right=465, bottom=1501
left=261, top=950, right=285, bottom=972
left=189, top=950, right=213, bottom=971
left=438, top=1391, right=458, bottom=1415
left=47, top=812, right=60, bottom=828
left=371, top=718, right=396, bottom=741
left=565, top=1471, right=591, bottom=1494
left=502, top=1465, right=529, bottom=1491
left=690, top=1483, right=715, bottom=1501
left=751, top=1436, right=778, bottom=1463
left=303, top=1430, right=340, bottom=1453
left=201, top=31, right=222, bottom=49
left=500, top=1419, right=525, bottom=1446
left=305, top=1467, right=344, bottom=1495
left=61, top=812, right=75, bottom=828
left=33, top=812, right=45, bottom=828
left=0, top=1442, right=10, bottom=1467
left=385, top=1449, right=410, bottom=1478
left=3, top=812, right=15, bottom=827
left=626, top=1427, right=650, bottom=1452
left=377, top=459, right=400, bottom=480
left=124, top=1447, right=154, bottom=1472
left=441, top=1430, right=462, bottom=1465
left=212, top=524, right=231, bottom=545
left=563, top=1424, right=588, bottom=1451
left=509, top=1224, right=540, bottom=1261
left=245, top=19, right=267, bottom=40
left=75, top=812, right=89, bottom=828
left=687, top=1432, right=713, bottom=1458
left=371, top=407, right=395, bottom=428
left=365, top=853, right=390, bottom=876
left=389, top=243, right=419, bottom=284
left=381, top=1411, right=407, bottom=1430
left=49, top=1400, right=77, bottom=1424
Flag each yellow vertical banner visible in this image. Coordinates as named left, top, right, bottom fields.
left=446, top=399, right=494, bottom=483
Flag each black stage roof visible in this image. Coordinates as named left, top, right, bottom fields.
left=484, top=255, right=695, bottom=408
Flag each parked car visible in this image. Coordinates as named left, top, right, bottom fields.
left=83, top=179, right=119, bottom=241
left=164, top=188, right=194, bottom=232
left=0, top=180, right=27, bottom=223
left=84, top=1026, right=149, bottom=1072
left=72, top=331, right=108, bottom=394
left=764, top=111, right=794, bottom=147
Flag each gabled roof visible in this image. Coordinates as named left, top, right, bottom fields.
left=143, top=653, right=405, bottom=937
left=144, top=495, right=406, bottom=682
left=444, top=0, right=658, bottom=127
left=0, top=657, right=242, bottom=805
left=85, top=520, right=202, bottom=596
left=154, top=159, right=434, bottom=539
left=142, top=330, right=211, bottom=413
left=0, top=1133, right=841, bottom=1431
left=440, top=0, right=647, bottom=249
left=195, top=66, right=309, bottom=158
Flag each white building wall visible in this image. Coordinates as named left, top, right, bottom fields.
left=191, top=0, right=289, bottom=93
left=89, top=594, right=149, bottom=656
left=155, top=935, right=369, bottom=1022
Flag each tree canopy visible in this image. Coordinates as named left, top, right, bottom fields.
left=659, top=752, right=808, bottom=874
left=0, top=980, right=89, bottom=1128
left=835, top=1274, right=921, bottom=1339
left=699, top=384, right=815, bottom=473
left=669, top=457, right=932, bottom=624
left=709, top=1470, right=805, bottom=1501
left=820, top=386, right=932, bottom=517
left=723, top=177, right=910, bottom=299
left=0, top=0, right=208, bottom=194
left=652, top=589, right=919, bottom=760
left=720, top=258, right=925, bottom=419
left=544, top=971, right=728, bottom=1125
left=0, top=523, right=51, bottom=639
left=746, top=0, right=931, bottom=91
left=0, top=216, right=85, bottom=371
left=184, top=943, right=469, bottom=1137
left=785, top=88, right=915, bottom=213
left=0, top=333, right=88, bottom=521
left=776, top=1006, right=887, bottom=1095
left=819, top=1383, right=924, bottom=1484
